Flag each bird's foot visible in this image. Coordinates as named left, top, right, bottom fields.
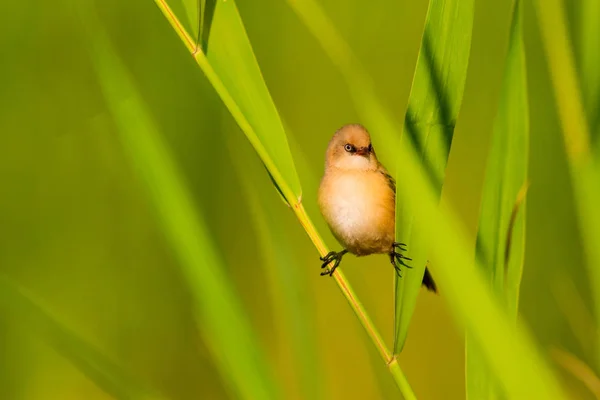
left=390, top=242, right=412, bottom=277
left=320, top=249, right=348, bottom=277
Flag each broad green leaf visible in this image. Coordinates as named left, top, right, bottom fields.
left=394, top=0, right=474, bottom=353
left=206, top=0, right=302, bottom=203
left=533, top=0, right=600, bottom=371
left=82, top=6, right=279, bottom=399
left=153, top=0, right=302, bottom=206
left=466, top=1, right=529, bottom=398
left=203, top=0, right=302, bottom=204
left=0, top=276, right=161, bottom=400
left=286, top=1, right=567, bottom=398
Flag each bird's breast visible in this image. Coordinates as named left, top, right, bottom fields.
left=318, top=170, right=395, bottom=255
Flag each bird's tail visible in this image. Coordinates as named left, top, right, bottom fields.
left=422, top=267, right=437, bottom=293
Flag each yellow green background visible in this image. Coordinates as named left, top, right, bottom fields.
left=0, top=0, right=594, bottom=398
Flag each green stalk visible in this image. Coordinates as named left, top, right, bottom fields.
left=293, top=203, right=415, bottom=397
left=388, top=357, right=417, bottom=400
left=151, top=0, right=417, bottom=396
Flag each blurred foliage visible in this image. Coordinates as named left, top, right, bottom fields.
left=467, top=1, right=529, bottom=397
left=0, top=0, right=598, bottom=399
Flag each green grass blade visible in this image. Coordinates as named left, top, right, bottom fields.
left=154, top=0, right=301, bottom=207
left=286, top=1, right=567, bottom=397
left=82, top=7, right=279, bottom=399
left=203, top=0, right=302, bottom=204
left=394, top=0, right=474, bottom=353
left=466, top=1, right=528, bottom=397
left=532, top=0, right=600, bottom=372
left=0, top=277, right=162, bottom=400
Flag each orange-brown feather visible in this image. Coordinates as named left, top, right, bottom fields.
left=318, top=166, right=395, bottom=256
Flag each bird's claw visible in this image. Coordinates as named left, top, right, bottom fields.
left=320, top=251, right=337, bottom=263
left=319, top=249, right=348, bottom=277
left=390, top=242, right=413, bottom=277
left=392, top=242, right=408, bottom=252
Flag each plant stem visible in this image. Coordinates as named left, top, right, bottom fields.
left=151, top=0, right=417, bottom=397
left=292, top=204, right=387, bottom=356
left=388, top=357, right=417, bottom=400
left=293, top=202, right=417, bottom=398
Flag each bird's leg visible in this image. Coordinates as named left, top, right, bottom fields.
left=320, top=249, right=348, bottom=277
left=390, top=242, right=412, bottom=277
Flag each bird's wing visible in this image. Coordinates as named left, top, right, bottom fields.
left=378, top=167, right=396, bottom=194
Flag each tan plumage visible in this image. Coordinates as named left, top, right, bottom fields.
left=317, top=124, right=437, bottom=292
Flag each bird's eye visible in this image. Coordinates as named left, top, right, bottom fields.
left=344, top=144, right=354, bottom=152
left=368, top=143, right=372, bottom=152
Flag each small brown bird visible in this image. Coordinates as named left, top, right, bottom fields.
left=317, top=123, right=437, bottom=292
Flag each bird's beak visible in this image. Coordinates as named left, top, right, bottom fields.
left=355, top=147, right=369, bottom=156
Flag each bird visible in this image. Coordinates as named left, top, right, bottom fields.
left=317, top=123, right=437, bottom=293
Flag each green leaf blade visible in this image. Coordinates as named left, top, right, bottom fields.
left=394, top=0, right=475, bottom=353
left=205, top=0, right=303, bottom=204
left=154, top=0, right=302, bottom=206
left=466, top=1, right=529, bottom=398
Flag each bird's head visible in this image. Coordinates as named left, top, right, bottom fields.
left=325, top=124, right=379, bottom=171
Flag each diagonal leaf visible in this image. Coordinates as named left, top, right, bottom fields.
left=0, top=276, right=162, bottom=400
left=466, top=1, right=529, bottom=397
left=394, top=0, right=474, bottom=353
left=81, top=4, right=280, bottom=399
left=203, top=0, right=302, bottom=204
left=154, top=0, right=302, bottom=207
